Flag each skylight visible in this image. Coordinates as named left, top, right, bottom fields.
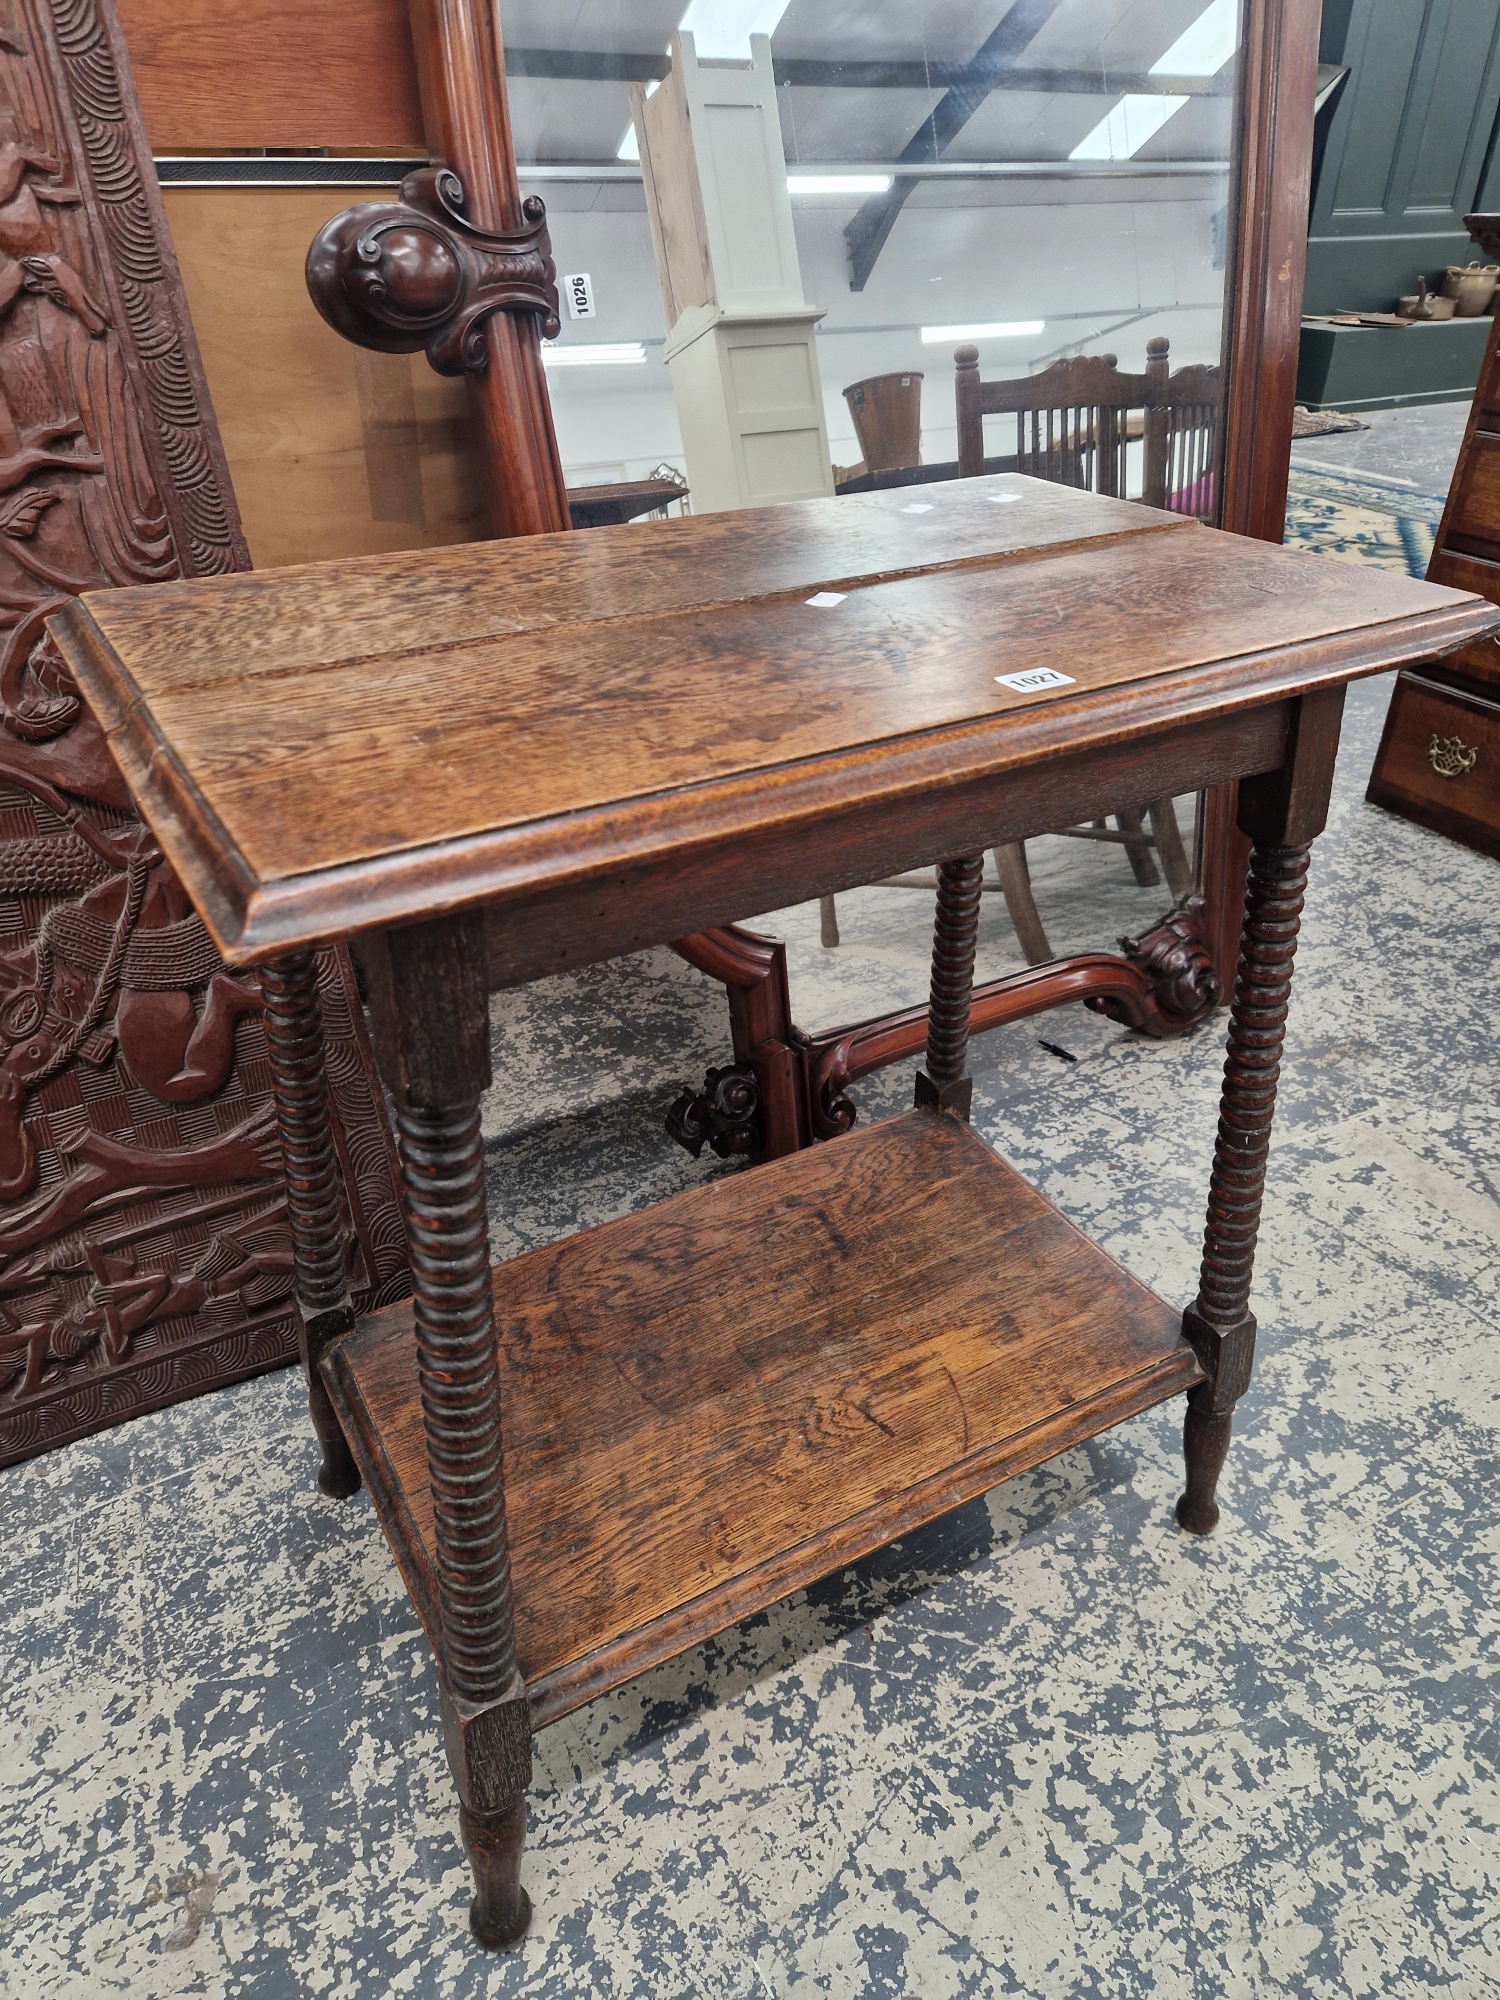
left=618, top=0, right=792, bottom=158
left=1149, top=0, right=1240, bottom=78
left=787, top=174, right=893, bottom=195
left=541, top=343, right=648, bottom=368
left=920, top=321, right=1045, bottom=343
left=1069, top=95, right=1189, bottom=162
left=677, top=0, right=792, bottom=60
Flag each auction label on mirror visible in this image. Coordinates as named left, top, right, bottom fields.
left=995, top=668, right=1075, bottom=692
left=565, top=273, right=596, bottom=319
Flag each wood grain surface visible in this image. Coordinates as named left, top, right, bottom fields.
left=69, top=476, right=1175, bottom=687
left=116, top=0, right=425, bottom=151
left=51, top=478, right=1499, bottom=964
left=325, top=1108, right=1202, bottom=1723
left=163, top=189, right=485, bottom=570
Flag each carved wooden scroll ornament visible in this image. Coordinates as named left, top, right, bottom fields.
left=305, top=167, right=561, bottom=375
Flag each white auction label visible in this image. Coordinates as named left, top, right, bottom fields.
left=995, top=668, right=1075, bottom=692
left=900, top=502, right=933, bottom=514
left=806, top=591, right=846, bottom=607
left=564, top=272, right=596, bottom=319
left=989, top=492, right=1021, bottom=504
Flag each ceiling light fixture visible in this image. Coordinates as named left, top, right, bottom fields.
left=1069, top=94, right=1188, bottom=162
left=787, top=173, right=893, bottom=195
left=541, top=343, right=649, bottom=368
left=920, top=320, right=1045, bottom=343
left=1149, top=0, right=1240, bottom=78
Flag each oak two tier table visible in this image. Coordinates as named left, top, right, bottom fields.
left=49, top=476, right=1498, bottom=1948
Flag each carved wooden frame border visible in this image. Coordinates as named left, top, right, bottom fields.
left=0, top=0, right=407, bottom=1466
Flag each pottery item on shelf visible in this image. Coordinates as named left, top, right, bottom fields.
left=1441, top=262, right=1500, bottom=316
left=842, top=372, right=924, bottom=473
left=1395, top=276, right=1457, bottom=320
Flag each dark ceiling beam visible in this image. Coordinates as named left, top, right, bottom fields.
left=504, top=48, right=669, bottom=83
left=500, top=47, right=1227, bottom=97
left=775, top=60, right=1222, bottom=94
left=844, top=0, right=1065, bottom=292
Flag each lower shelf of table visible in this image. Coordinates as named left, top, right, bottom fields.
left=324, top=1107, right=1202, bottom=1726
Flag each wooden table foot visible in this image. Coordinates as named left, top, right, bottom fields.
left=1177, top=1384, right=1233, bottom=1534
left=461, top=1798, right=532, bottom=1950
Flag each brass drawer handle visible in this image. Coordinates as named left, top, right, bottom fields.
left=1429, top=732, right=1479, bottom=779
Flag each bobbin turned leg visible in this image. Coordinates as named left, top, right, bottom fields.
left=1178, top=689, right=1345, bottom=1533
left=916, top=851, right=984, bottom=1121
left=260, top=950, right=360, bottom=1499
left=364, top=911, right=531, bottom=1949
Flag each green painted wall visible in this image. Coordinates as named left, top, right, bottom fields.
left=1295, top=315, right=1491, bottom=410
left=1306, top=0, right=1500, bottom=315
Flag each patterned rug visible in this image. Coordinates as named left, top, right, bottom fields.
left=1282, top=462, right=1446, bottom=577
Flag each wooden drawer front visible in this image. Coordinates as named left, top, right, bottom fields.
left=1475, top=315, right=1500, bottom=427
left=1367, top=673, right=1500, bottom=858
left=1444, top=429, right=1500, bottom=564
left=1440, top=630, right=1500, bottom=687
left=1427, top=542, right=1500, bottom=614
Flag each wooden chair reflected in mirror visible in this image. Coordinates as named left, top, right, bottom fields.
left=1151, top=358, right=1223, bottom=522
left=905, top=335, right=1219, bottom=967
left=956, top=342, right=1153, bottom=491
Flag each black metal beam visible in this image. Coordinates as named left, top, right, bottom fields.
left=775, top=59, right=1223, bottom=95
left=844, top=0, right=1066, bottom=293
left=503, top=48, right=669, bottom=84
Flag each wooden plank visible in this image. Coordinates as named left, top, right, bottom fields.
left=115, top=0, right=425, bottom=152
left=325, top=1109, right=1202, bottom=1724
left=473, top=700, right=1290, bottom=992
left=70, top=478, right=1183, bottom=692
left=53, top=522, right=1496, bottom=967
left=1219, top=0, right=1319, bottom=542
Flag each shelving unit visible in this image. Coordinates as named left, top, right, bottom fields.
left=326, top=1109, right=1200, bottom=1724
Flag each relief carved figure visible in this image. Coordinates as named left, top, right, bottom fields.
left=0, top=0, right=408, bottom=1462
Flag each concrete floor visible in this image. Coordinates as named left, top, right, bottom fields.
left=4, top=433, right=1499, bottom=1998
left=1289, top=400, right=1469, bottom=495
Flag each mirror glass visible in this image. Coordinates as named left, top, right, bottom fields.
left=501, top=0, right=1245, bottom=1005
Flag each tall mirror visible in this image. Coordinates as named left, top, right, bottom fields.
left=147, top=0, right=1300, bottom=1071
left=502, top=0, right=1244, bottom=1002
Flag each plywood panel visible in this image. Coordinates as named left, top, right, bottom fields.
left=163, top=188, right=486, bottom=569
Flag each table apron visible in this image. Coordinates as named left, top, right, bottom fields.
left=481, top=698, right=1288, bottom=991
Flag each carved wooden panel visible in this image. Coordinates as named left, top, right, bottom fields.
left=0, top=0, right=408, bottom=1465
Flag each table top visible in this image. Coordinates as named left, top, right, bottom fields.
left=51, top=475, right=1498, bottom=964
left=566, top=476, right=688, bottom=529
